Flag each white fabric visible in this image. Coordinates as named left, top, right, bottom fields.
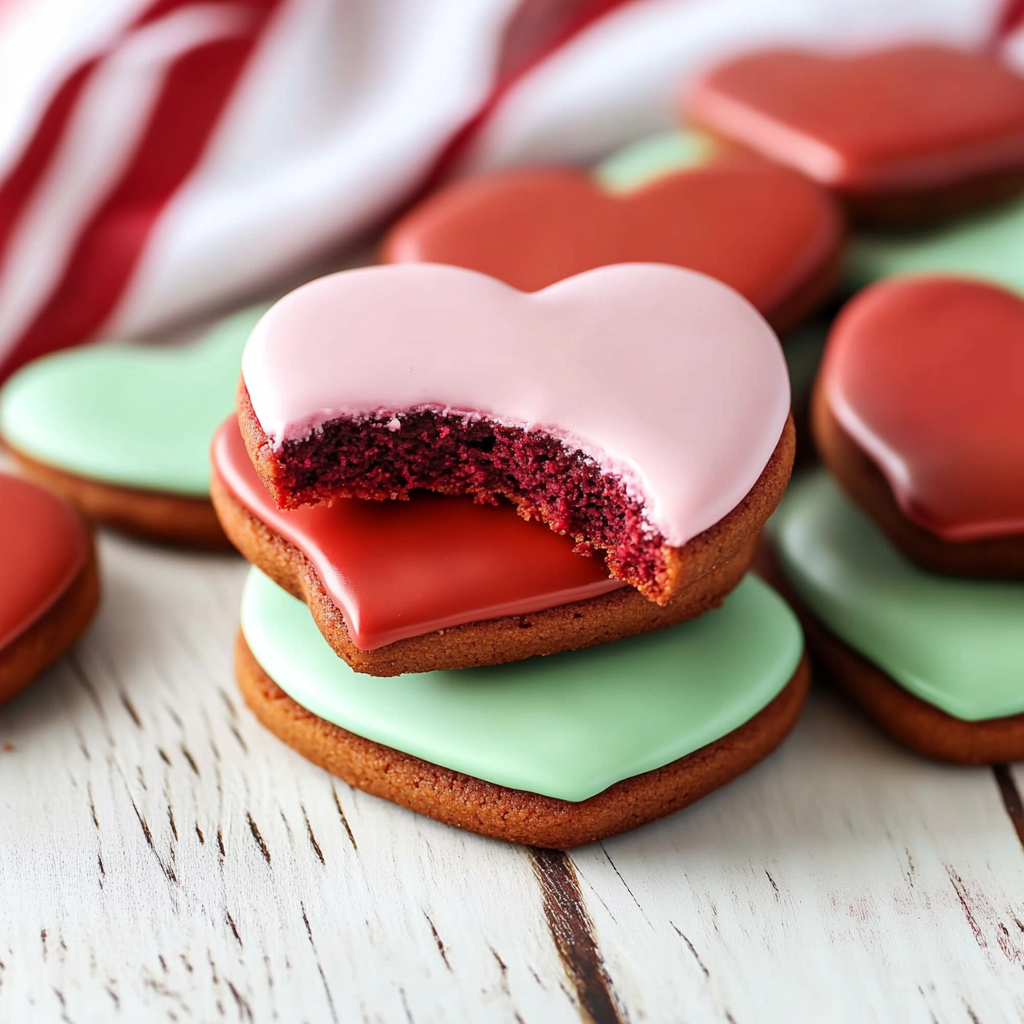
left=463, top=0, right=1009, bottom=171
left=113, top=0, right=519, bottom=335
left=0, top=0, right=1016, bottom=366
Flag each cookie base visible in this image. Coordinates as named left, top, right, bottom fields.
left=1, top=536, right=100, bottom=706
left=805, top=610, right=1024, bottom=765
left=757, top=540, right=1024, bottom=763
left=8, top=449, right=231, bottom=550
left=212, top=470, right=759, bottom=675
left=235, top=632, right=810, bottom=847
left=707, top=132, right=1024, bottom=228
left=812, top=389, right=1024, bottom=577
left=839, top=164, right=1024, bottom=229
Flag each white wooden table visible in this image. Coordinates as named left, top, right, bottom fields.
left=4, top=527, right=1024, bottom=1023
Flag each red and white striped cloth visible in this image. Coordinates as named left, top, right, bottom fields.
left=0, top=0, right=1021, bottom=380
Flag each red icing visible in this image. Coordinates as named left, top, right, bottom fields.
left=212, top=419, right=623, bottom=650
left=383, top=164, right=840, bottom=322
left=686, top=46, right=1024, bottom=192
left=822, top=277, right=1024, bottom=542
left=0, top=473, right=89, bottom=650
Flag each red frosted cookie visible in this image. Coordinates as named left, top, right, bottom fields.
left=238, top=263, right=795, bottom=607
left=812, top=275, right=1024, bottom=576
left=686, top=46, right=1024, bottom=227
left=212, top=418, right=757, bottom=675
left=383, top=163, right=843, bottom=334
left=0, top=473, right=99, bottom=704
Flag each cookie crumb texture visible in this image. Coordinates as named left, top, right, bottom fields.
left=276, top=410, right=664, bottom=586
left=236, top=633, right=809, bottom=848
left=241, top=387, right=796, bottom=606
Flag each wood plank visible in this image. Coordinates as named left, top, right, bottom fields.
left=571, top=692, right=1024, bottom=1023
left=4, top=520, right=1024, bottom=1022
left=0, top=533, right=582, bottom=1023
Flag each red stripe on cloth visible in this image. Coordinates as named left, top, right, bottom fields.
left=0, top=61, right=98, bottom=282
left=996, top=0, right=1024, bottom=39
left=0, top=1, right=282, bottom=381
left=0, top=0, right=190, bottom=277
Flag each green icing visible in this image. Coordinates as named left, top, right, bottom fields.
left=0, top=306, right=267, bottom=498
left=593, top=129, right=718, bottom=193
left=241, top=569, right=804, bottom=802
left=771, top=473, right=1024, bottom=722
left=846, top=194, right=1024, bottom=293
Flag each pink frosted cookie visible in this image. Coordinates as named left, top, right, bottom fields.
left=238, top=264, right=794, bottom=605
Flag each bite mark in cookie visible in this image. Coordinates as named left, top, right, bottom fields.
left=239, top=263, right=793, bottom=603
left=212, top=418, right=760, bottom=674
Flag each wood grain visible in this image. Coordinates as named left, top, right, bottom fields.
left=2, top=528, right=1024, bottom=1022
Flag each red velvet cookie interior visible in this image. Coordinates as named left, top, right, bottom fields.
left=685, top=46, right=1024, bottom=192
left=820, top=276, right=1024, bottom=542
left=0, top=474, right=89, bottom=650
left=213, top=419, right=623, bottom=650
left=383, top=164, right=841, bottom=326
left=243, top=401, right=675, bottom=599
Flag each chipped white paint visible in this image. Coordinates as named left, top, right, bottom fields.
left=2, top=530, right=1024, bottom=1023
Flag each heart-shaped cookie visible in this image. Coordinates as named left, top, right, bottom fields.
left=212, top=418, right=756, bottom=674
left=383, top=163, right=842, bottom=334
left=239, top=263, right=794, bottom=604
left=686, top=46, right=1024, bottom=226
left=0, top=473, right=98, bottom=703
left=0, top=307, right=266, bottom=548
left=814, top=276, right=1024, bottom=576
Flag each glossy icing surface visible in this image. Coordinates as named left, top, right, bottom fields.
left=213, top=419, right=622, bottom=650
left=0, top=473, right=89, bottom=650
left=0, top=307, right=266, bottom=497
left=241, top=263, right=790, bottom=548
left=241, top=568, right=803, bottom=801
left=772, top=474, right=1024, bottom=722
left=687, top=46, right=1024, bottom=191
left=593, top=130, right=718, bottom=192
left=822, top=277, right=1024, bottom=541
left=847, top=194, right=1024, bottom=292
left=384, top=164, right=839, bottom=318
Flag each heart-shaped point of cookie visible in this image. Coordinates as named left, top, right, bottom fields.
left=818, top=276, right=1024, bottom=547
left=383, top=164, right=842, bottom=333
left=240, top=263, right=792, bottom=603
left=686, top=46, right=1024, bottom=221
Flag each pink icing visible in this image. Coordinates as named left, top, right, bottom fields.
left=240, top=263, right=790, bottom=547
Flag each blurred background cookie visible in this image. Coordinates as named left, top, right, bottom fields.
left=0, top=473, right=98, bottom=706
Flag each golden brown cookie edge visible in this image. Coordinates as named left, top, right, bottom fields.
left=7, top=447, right=231, bottom=550
left=211, top=469, right=759, bottom=676
left=235, top=631, right=810, bottom=848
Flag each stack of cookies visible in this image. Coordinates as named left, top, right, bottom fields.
left=211, top=260, right=809, bottom=848
left=769, top=275, right=1024, bottom=764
